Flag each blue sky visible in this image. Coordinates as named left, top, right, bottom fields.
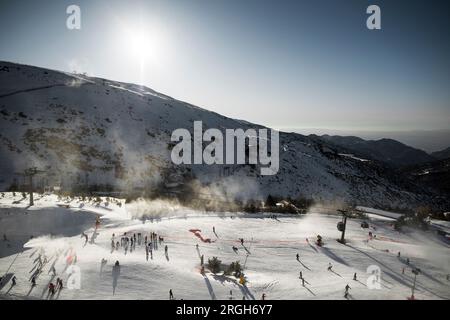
left=0, top=0, right=449, bottom=145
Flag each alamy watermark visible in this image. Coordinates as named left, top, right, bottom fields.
left=170, top=121, right=279, bottom=175
left=65, top=4, right=380, bottom=32
left=66, top=5, right=81, bottom=30
left=366, top=5, right=381, bottom=30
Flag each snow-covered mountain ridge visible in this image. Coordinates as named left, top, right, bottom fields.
left=0, top=61, right=445, bottom=209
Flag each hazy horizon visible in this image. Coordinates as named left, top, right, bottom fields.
left=279, top=127, right=450, bottom=153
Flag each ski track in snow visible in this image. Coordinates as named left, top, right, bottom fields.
left=0, top=193, right=449, bottom=300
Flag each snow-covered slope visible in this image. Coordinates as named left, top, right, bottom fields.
left=0, top=61, right=443, bottom=209
left=0, top=193, right=449, bottom=300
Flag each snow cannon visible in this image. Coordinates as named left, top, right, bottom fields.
left=337, top=221, right=345, bottom=232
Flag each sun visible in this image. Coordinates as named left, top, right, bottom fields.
left=130, top=32, right=152, bottom=60
left=124, top=25, right=166, bottom=67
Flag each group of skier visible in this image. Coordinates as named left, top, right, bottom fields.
left=294, top=250, right=363, bottom=299
left=109, top=231, right=167, bottom=262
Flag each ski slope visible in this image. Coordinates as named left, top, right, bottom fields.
left=0, top=193, right=449, bottom=300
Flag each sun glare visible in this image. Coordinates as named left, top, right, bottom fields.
left=130, top=32, right=152, bottom=59
left=121, top=23, right=167, bottom=67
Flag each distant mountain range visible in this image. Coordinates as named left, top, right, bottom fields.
left=431, top=147, right=450, bottom=160
left=310, top=134, right=449, bottom=168
left=308, top=135, right=450, bottom=199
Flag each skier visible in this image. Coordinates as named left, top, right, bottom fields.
left=213, top=226, right=216, bottom=235
left=48, top=282, right=56, bottom=295
left=196, top=244, right=199, bottom=250
left=240, top=238, right=244, bottom=246
left=344, top=284, right=351, bottom=298
left=296, top=253, right=299, bottom=261
left=169, top=289, right=174, bottom=300
left=397, top=251, right=401, bottom=257
left=81, top=232, right=88, bottom=245
left=232, top=246, right=238, bottom=253
left=316, top=235, right=323, bottom=246
left=49, top=265, right=56, bottom=276
left=327, top=263, right=333, bottom=271
left=200, top=254, right=204, bottom=266
left=299, top=271, right=303, bottom=279
left=406, top=258, right=410, bottom=265
left=353, top=273, right=357, bottom=281
left=345, top=284, right=351, bottom=293
left=302, top=278, right=305, bottom=286
left=165, top=245, right=168, bottom=255
left=11, top=276, right=17, bottom=286
left=95, top=216, right=100, bottom=230
left=57, top=278, right=63, bottom=290
left=112, top=261, right=121, bottom=295
left=31, top=276, right=36, bottom=287
left=402, top=267, right=405, bottom=274
left=261, top=293, right=266, bottom=300
left=100, top=258, right=107, bottom=272
left=229, top=290, right=233, bottom=300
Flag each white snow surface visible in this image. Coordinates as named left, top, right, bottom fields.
left=0, top=193, right=449, bottom=300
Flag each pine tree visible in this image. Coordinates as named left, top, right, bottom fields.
left=208, top=257, right=222, bottom=274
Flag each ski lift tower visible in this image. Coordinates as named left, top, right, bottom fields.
left=15, top=167, right=45, bottom=206
left=337, top=209, right=349, bottom=244
left=410, top=267, right=421, bottom=300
